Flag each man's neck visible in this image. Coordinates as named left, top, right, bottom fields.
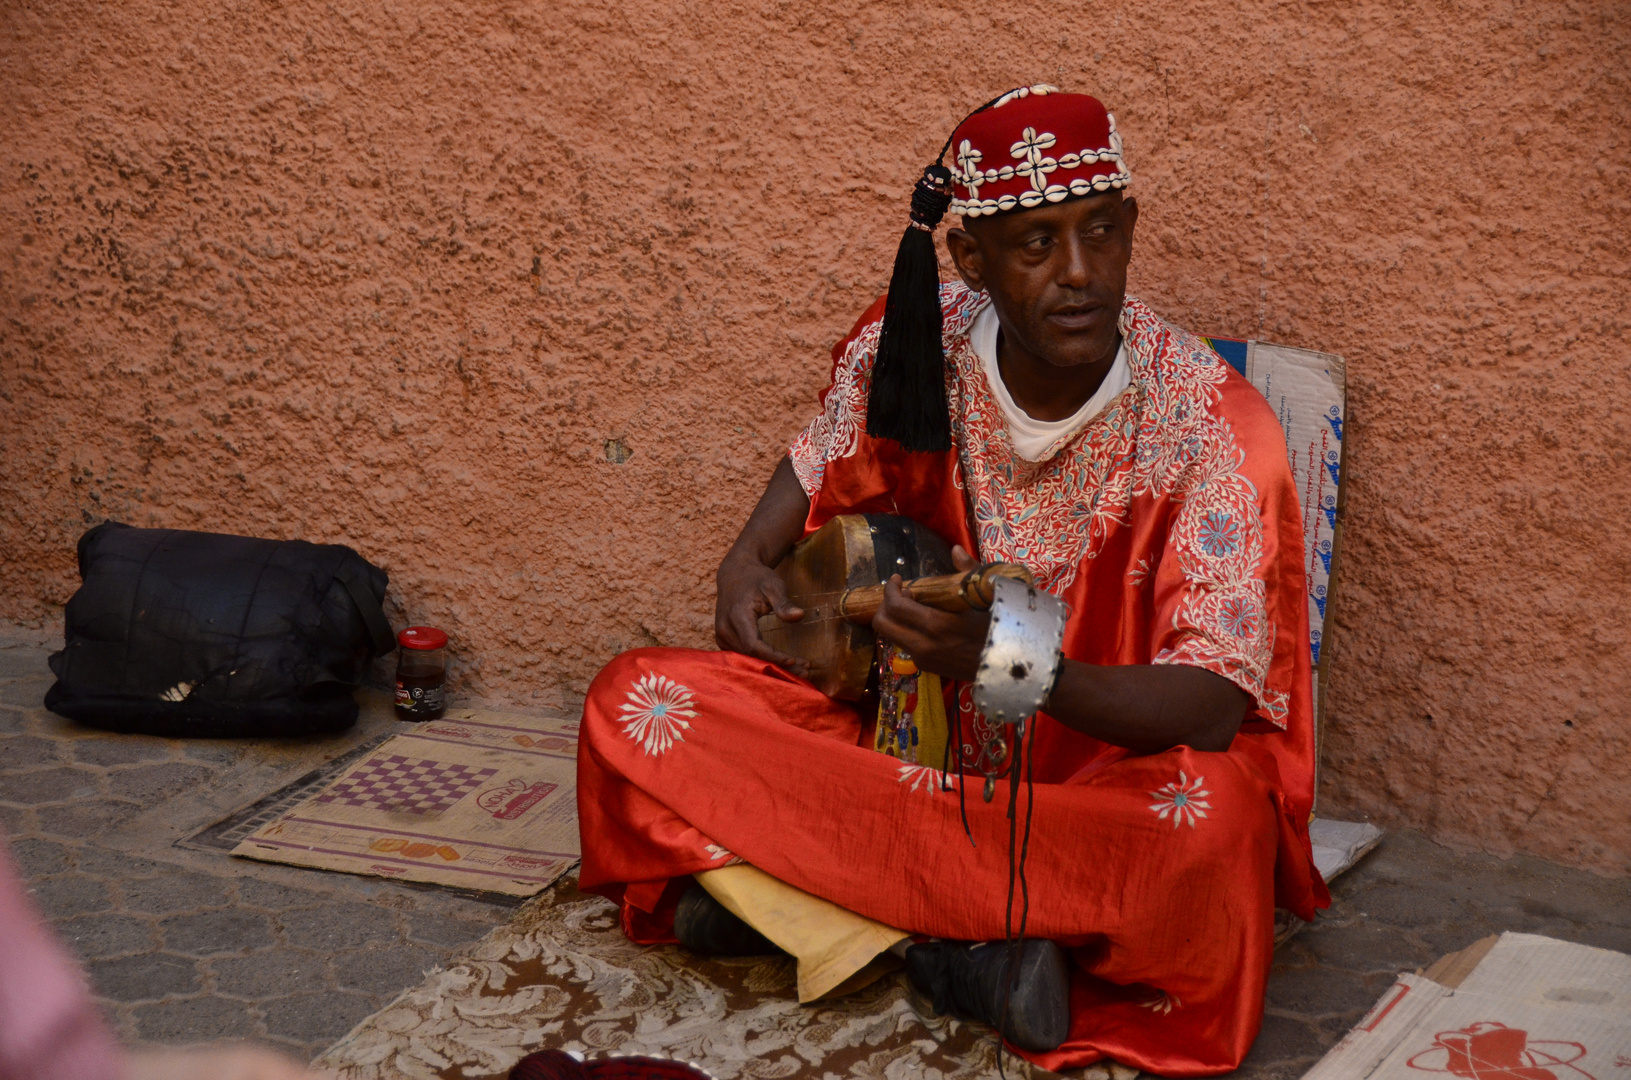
left=995, top=330, right=1121, bottom=423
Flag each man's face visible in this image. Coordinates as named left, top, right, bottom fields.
left=945, top=192, right=1138, bottom=370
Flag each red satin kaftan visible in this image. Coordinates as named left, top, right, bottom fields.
left=576, top=287, right=1331, bottom=1076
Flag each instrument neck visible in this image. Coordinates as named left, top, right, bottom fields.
left=837, top=563, right=1032, bottom=622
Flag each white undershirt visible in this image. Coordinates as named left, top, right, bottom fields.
left=970, top=302, right=1131, bottom=461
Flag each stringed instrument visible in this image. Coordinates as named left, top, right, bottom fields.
left=757, top=514, right=1033, bottom=700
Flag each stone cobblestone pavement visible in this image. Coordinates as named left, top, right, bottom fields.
left=2, top=629, right=1627, bottom=1077
left=1235, top=828, right=1631, bottom=1080
left=0, top=631, right=515, bottom=1062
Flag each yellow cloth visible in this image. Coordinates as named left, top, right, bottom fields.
left=696, top=863, right=909, bottom=1003
left=695, top=663, right=945, bottom=1002
left=873, top=669, right=947, bottom=768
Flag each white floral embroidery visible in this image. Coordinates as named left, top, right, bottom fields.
left=1258, top=687, right=1290, bottom=725
left=703, top=843, right=741, bottom=866
left=1138, top=990, right=1182, bottom=1014
left=788, top=316, right=882, bottom=495
left=949, top=294, right=1280, bottom=719
left=1148, top=772, right=1212, bottom=829
left=896, top=763, right=953, bottom=796
left=789, top=285, right=1293, bottom=728
left=617, top=673, right=696, bottom=756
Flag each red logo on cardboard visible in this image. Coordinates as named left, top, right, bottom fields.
left=1408, top=1023, right=1594, bottom=1080
left=476, top=778, right=557, bottom=820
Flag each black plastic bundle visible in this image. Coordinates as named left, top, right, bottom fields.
left=45, top=522, right=396, bottom=737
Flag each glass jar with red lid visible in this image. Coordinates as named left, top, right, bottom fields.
left=395, top=626, right=448, bottom=721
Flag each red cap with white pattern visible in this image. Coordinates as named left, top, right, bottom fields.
left=948, top=85, right=1131, bottom=218
left=866, top=85, right=1131, bottom=454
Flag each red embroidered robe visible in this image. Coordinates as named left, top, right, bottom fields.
left=576, top=287, right=1331, bottom=1076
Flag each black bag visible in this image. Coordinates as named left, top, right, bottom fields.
left=45, top=522, right=396, bottom=737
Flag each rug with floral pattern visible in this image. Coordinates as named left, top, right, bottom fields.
left=313, top=876, right=1109, bottom=1080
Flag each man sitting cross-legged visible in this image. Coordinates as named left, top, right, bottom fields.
left=576, top=86, right=1330, bottom=1076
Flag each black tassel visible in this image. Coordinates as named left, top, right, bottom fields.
left=867, top=164, right=955, bottom=453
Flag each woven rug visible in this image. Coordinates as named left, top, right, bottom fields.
left=315, top=876, right=1072, bottom=1080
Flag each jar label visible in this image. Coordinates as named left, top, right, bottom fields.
left=396, top=682, right=446, bottom=712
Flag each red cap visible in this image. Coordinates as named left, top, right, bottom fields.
left=398, top=626, right=448, bottom=650
left=949, top=86, right=1130, bottom=218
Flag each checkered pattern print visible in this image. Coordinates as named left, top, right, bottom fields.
left=316, top=755, right=498, bottom=815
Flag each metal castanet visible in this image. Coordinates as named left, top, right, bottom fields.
left=756, top=514, right=1032, bottom=701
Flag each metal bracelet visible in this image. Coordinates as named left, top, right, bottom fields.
left=972, top=575, right=1066, bottom=726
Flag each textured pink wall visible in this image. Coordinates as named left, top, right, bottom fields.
left=2, top=2, right=1626, bottom=873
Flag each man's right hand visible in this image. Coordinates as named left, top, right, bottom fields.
left=714, top=554, right=809, bottom=677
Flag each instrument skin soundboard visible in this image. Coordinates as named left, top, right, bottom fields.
left=757, top=514, right=1029, bottom=700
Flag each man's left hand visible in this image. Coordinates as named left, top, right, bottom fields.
left=869, top=545, right=991, bottom=682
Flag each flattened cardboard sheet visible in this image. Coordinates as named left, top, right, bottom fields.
left=1302, top=933, right=1631, bottom=1080
left=233, top=708, right=580, bottom=896
left=1310, top=817, right=1384, bottom=882
left=1204, top=335, right=1346, bottom=720
left=1245, top=341, right=1346, bottom=706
